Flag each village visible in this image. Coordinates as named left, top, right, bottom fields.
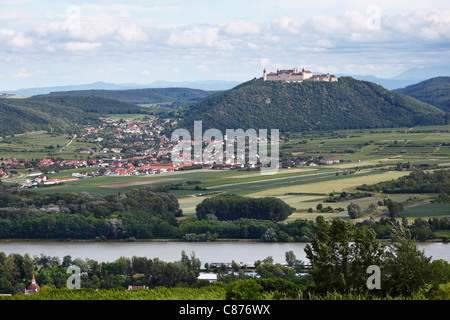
left=0, top=114, right=341, bottom=188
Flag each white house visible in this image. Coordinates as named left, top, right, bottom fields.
left=197, top=273, right=218, bottom=283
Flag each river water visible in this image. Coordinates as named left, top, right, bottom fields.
left=0, top=241, right=449, bottom=265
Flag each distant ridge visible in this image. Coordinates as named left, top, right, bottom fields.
left=337, top=66, right=450, bottom=90
left=34, top=87, right=221, bottom=105
left=5, top=80, right=241, bottom=96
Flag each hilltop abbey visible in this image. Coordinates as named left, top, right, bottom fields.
left=263, top=67, right=338, bottom=83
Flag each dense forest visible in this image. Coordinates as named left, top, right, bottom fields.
left=0, top=185, right=181, bottom=240
left=195, top=194, right=295, bottom=221
left=178, top=77, right=446, bottom=133
left=394, top=77, right=450, bottom=112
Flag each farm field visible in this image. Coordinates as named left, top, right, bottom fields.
left=4, top=124, right=450, bottom=222
left=401, top=203, right=450, bottom=218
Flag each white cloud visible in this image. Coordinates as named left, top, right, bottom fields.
left=223, top=20, right=261, bottom=36
left=115, top=24, right=148, bottom=42
left=13, top=68, right=32, bottom=78
left=0, top=28, right=33, bottom=50
left=1, top=2, right=450, bottom=87
left=166, top=26, right=233, bottom=50
left=64, top=41, right=102, bottom=52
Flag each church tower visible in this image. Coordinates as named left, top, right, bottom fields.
left=25, top=274, right=40, bottom=294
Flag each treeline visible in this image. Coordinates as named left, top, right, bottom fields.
left=0, top=184, right=305, bottom=241
left=357, top=216, right=450, bottom=241
left=0, top=250, right=202, bottom=294
left=0, top=186, right=181, bottom=240
left=357, top=168, right=450, bottom=194
left=0, top=249, right=309, bottom=297
left=0, top=182, right=449, bottom=241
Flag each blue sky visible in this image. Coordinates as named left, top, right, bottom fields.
left=1, top=0, right=450, bottom=90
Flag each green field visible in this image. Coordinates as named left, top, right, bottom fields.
left=283, top=125, right=450, bottom=164
left=401, top=203, right=450, bottom=218
left=4, top=124, right=450, bottom=222
left=0, top=130, right=100, bottom=160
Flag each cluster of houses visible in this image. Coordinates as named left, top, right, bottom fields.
left=19, top=170, right=79, bottom=188
left=6, top=153, right=342, bottom=189
left=297, top=157, right=340, bottom=167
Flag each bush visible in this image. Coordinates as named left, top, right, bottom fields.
left=225, top=279, right=264, bottom=300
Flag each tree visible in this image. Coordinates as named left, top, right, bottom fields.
left=3, top=255, right=19, bottom=284
left=180, top=251, right=201, bottom=278
left=225, top=279, right=264, bottom=300
left=347, top=203, right=362, bottom=219
left=386, top=199, right=404, bottom=218
left=285, top=251, right=296, bottom=267
left=261, top=227, right=277, bottom=242
left=382, top=224, right=432, bottom=297
left=285, top=251, right=304, bottom=271
left=305, top=218, right=384, bottom=295
left=256, top=263, right=295, bottom=279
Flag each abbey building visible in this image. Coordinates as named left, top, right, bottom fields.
left=263, top=68, right=338, bottom=83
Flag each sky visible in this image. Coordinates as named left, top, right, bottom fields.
left=1, top=0, right=450, bottom=90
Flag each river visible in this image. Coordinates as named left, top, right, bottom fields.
left=0, top=241, right=449, bottom=265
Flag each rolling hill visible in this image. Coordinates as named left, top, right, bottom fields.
left=177, top=77, right=446, bottom=133
left=0, top=96, right=142, bottom=136
left=33, top=87, right=220, bottom=105
left=393, top=77, right=450, bottom=112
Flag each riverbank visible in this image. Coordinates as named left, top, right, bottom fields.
left=0, top=237, right=448, bottom=243
left=1, top=240, right=449, bottom=264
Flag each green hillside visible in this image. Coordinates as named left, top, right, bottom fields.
left=393, top=76, right=450, bottom=112
left=0, top=96, right=141, bottom=136
left=178, top=77, right=446, bottom=133
left=34, top=87, right=219, bottom=105
left=29, top=95, right=143, bottom=114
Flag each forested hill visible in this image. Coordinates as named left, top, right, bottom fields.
left=393, top=77, right=450, bottom=113
left=34, top=87, right=220, bottom=105
left=178, top=77, right=446, bottom=133
left=0, top=96, right=141, bottom=136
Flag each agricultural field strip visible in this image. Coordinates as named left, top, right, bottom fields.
left=205, top=170, right=340, bottom=190
left=204, top=169, right=388, bottom=194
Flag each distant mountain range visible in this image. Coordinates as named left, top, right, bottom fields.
left=339, top=66, right=450, bottom=90
left=4, top=80, right=241, bottom=96
left=3, top=66, right=450, bottom=95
